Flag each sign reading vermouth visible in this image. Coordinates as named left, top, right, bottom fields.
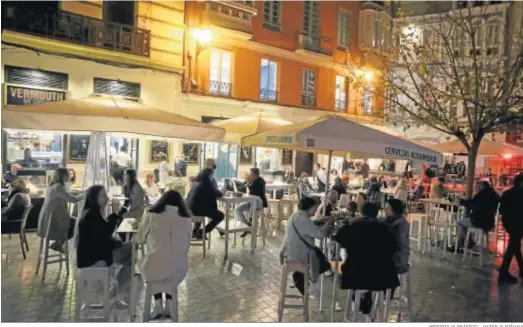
left=264, top=136, right=293, bottom=144
left=6, top=85, right=66, bottom=105
left=385, top=146, right=438, bottom=164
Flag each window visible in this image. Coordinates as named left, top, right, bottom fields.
left=335, top=75, right=347, bottom=110
left=486, top=23, right=500, bottom=55
left=301, top=69, right=316, bottom=107
left=210, top=49, right=232, bottom=96
left=104, top=1, right=135, bottom=26
left=263, top=1, right=281, bottom=31
left=94, top=78, right=141, bottom=100
left=337, top=11, right=350, bottom=48
left=363, top=89, right=373, bottom=114
left=303, top=0, right=320, bottom=37
left=260, top=59, right=278, bottom=101
left=452, top=27, right=464, bottom=57
left=5, top=66, right=68, bottom=90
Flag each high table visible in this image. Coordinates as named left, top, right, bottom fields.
left=116, top=218, right=139, bottom=321
left=265, top=183, right=293, bottom=198
left=218, top=195, right=260, bottom=260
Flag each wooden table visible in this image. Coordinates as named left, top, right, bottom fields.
left=218, top=195, right=260, bottom=260
left=116, top=218, right=138, bottom=321
left=265, top=183, right=293, bottom=198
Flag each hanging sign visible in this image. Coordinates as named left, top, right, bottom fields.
left=5, top=85, right=66, bottom=105
left=384, top=146, right=439, bottom=164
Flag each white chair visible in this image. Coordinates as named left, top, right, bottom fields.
left=425, top=207, right=457, bottom=258
left=462, top=227, right=489, bottom=267
left=215, top=213, right=253, bottom=260
left=190, top=216, right=207, bottom=258
left=75, top=265, right=118, bottom=322
left=143, top=282, right=179, bottom=322
left=338, top=194, right=351, bottom=210
left=277, top=261, right=310, bottom=322
left=343, top=289, right=392, bottom=322
left=409, top=213, right=426, bottom=252
left=389, top=264, right=412, bottom=322
left=35, top=216, right=70, bottom=280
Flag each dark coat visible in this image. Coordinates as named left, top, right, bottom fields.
left=248, top=177, right=268, bottom=208
left=500, top=187, right=523, bottom=235
left=187, top=171, right=223, bottom=217
left=461, top=187, right=499, bottom=231
left=76, top=209, right=123, bottom=268
left=334, top=218, right=400, bottom=291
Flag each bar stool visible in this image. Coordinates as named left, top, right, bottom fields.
left=409, top=213, right=426, bottom=252
left=278, top=261, right=310, bottom=322
left=389, top=263, right=412, bottom=322
left=143, top=282, right=179, bottom=322
left=35, top=217, right=70, bottom=280
left=463, top=227, right=489, bottom=267
left=343, top=289, right=392, bottom=322
left=75, top=265, right=118, bottom=322
left=190, top=216, right=207, bottom=258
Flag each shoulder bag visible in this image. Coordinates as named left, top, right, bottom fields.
left=291, top=218, right=331, bottom=274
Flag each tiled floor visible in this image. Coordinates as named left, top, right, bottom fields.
left=1, top=231, right=523, bottom=322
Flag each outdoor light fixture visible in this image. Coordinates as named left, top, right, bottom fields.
left=191, top=28, right=213, bottom=46
left=503, top=153, right=512, bottom=159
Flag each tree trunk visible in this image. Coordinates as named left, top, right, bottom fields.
left=465, top=140, right=481, bottom=198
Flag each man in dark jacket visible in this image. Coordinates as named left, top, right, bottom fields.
left=456, top=181, right=500, bottom=249
left=186, top=168, right=224, bottom=238
left=235, top=168, right=267, bottom=230
left=334, top=202, right=399, bottom=314
left=498, top=174, right=523, bottom=283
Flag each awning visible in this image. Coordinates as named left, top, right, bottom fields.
left=1, top=96, right=225, bottom=142
left=242, top=114, right=443, bottom=166
left=212, top=114, right=292, bottom=144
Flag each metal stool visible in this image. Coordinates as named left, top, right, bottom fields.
left=143, top=282, right=179, bottom=322
left=344, top=289, right=392, bottom=322
left=190, top=216, right=207, bottom=258
left=35, top=217, right=70, bottom=280
left=463, top=227, right=489, bottom=267
left=75, top=265, right=118, bottom=322
left=390, top=264, right=412, bottom=322
left=277, top=261, right=310, bottom=322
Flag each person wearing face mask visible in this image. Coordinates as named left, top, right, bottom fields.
left=204, top=158, right=219, bottom=191
left=37, top=168, right=83, bottom=253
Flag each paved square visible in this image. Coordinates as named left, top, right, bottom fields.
left=1, top=232, right=522, bottom=322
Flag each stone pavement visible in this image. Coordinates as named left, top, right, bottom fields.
left=1, top=232, right=523, bottom=322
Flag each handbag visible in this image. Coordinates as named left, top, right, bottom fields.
left=291, top=219, right=331, bottom=274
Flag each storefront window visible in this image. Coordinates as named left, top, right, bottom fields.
left=200, top=142, right=237, bottom=181
left=5, top=131, right=64, bottom=169
left=256, top=147, right=281, bottom=177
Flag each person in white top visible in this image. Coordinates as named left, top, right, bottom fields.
left=143, top=173, right=159, bottom=198
left=136, top=190, right=192, bottom=320
left=157, top=153, right=171, bottom=184
left=115, top=146, right=132, bottom=168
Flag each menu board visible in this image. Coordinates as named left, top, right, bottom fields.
left=281, top=149, right=293, bottom=166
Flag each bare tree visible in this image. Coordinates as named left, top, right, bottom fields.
left=355, top=2, right=523, bottom=196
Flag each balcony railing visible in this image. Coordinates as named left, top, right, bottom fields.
left=2, top=10, right=150, bottom=57
left=297, top=33, right=332, bottom=56
left=209, top=80, right=232, bottom=97
left=260, top=88, right=278, bottom=102
left=301, top=93, right=316, bottom=107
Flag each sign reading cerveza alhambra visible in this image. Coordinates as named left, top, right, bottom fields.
left=265, top=136, right=294, bottom=144
left=385, top=146, right=438, bottom=164
left=6, top=85, right=66, bottom=105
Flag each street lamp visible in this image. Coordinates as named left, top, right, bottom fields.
left=186, top=28, right=213, bottom=92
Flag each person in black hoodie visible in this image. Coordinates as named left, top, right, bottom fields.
left=235, top=168, right=268, bottom=236
left=456, top=181, right=499, bottom=250
left=498, top=174, right=523, bottom=283
left=186, top=168, right=224, bottom=238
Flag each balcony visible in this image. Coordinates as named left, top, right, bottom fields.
left=260, top=88, right=278, bottom=103
left=301, top=93, right=316, bottom=108
left=203, top=1, right=258, bottom=36
left=297, top=33, right=332, bottom=57
left=2, top=10, right=150, bottom=57
left=209, top=80, right=232, bottom=97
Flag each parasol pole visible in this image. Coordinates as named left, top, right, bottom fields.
left=318, top=150, right=333, bottom=312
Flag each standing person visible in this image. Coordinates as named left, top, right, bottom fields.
left=334, top=203, right=399, bottom=314
left=120, top=169, right=146, bottom=219
left=235, top=168, right=268, bottom=230
left=186, top=168, right=224, bottom=238
left=456, top=181, right=499, bottom=250
left=314, top=163, right=327, bottom=193
left=498, top=174, right=523, bottom=283
left=366, top=176, right=382, bottom=208
left=174, top=156, right=187, bottom=177
left=279, top=197, right=335, bottom=295
left=115, top=145, right=132, bottom=169
left=136, top=191, right=192, bottom=319
left=75, top=185, right=131, bottom=300
left=3, top=164, right=21, bottom=185
left=360, top=159, right=370, bottom=179
left=37, top=168, right=83, bottom=253
left=157, top=153, right=171, bottom=185
left=384, top=199, right=410, bottom=274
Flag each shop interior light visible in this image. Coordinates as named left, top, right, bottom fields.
left=502, top=153, right=512, bottom=159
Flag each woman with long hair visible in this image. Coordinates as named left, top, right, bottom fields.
left=136, top=190, right=192, bottom=320
left=37, top=168, right=83, bottom=253
left=120, top=169, right=145, bottom=219
left=2, top=179, right=31, bottom=221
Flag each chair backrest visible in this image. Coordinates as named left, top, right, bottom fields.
left=338, top=194, right=350, bottom=209
left=395, top=190, right=409, bottom=202
left=20, top=205, right=33, bottom=232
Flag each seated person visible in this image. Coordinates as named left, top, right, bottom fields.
left=379, top=175, right=388, bottom=189
left=430, top=177, right=447, bottom=199
left=235, top=168, right=268, bottom=236
left=68, top=168, right=77, bottom=187
left=346, top=201, right=358, bottom=219
left=143, top=173, right=160, bottom=198
left=315, top=190, right=339, bottom=218
left=166, top=170, right=187, bottom=197
left=334, top=202, right=399, bottom=314
left=136, top=190, right=192, bottom=319
left=120, top=169, right=146, bottom=219
left=384, top=199, right=410, bottom=274
left=456, top=181, right=499, bottom=250
left=2, top=179, right=31, bottom=221
left=366, top=176, right=382, bottom=208
left=409, top=179, right=425, bottom=200
left=3, top=164, right=21, bottom=186
left=331, top=176, right=346, bottom=199
left=76, top=185, right=131, bottom=299
left=298, top=172, right=314, bottom=199
left=356, top=192, right=367, bottom=213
